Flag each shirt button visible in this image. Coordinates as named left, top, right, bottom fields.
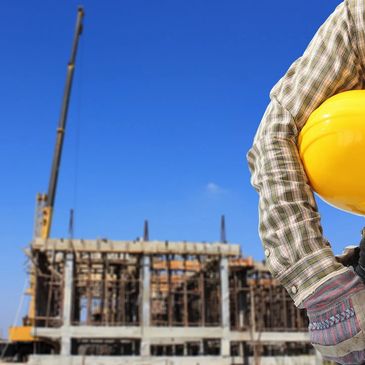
left=264, top=249, right=270, bottom=257
left=291, top=285, right=298, bottom=295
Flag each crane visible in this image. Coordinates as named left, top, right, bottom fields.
left=8, top=7, right=84, bottom=345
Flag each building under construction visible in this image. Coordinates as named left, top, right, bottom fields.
left=6, top=233, right=315, bottom=365
left=2, top=7, right=318, bottom=365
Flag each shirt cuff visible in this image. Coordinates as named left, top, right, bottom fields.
left=275, top=247, right=347, bottom=307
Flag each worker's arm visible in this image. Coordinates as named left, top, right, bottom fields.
left=248, top=1, right=365, bottom=363
left=248, top=0, right=365, bottom=306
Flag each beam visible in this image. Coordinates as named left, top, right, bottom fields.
left=32, top=239, right=240, bottom=256
left=32, top=327, right=310, bottom=343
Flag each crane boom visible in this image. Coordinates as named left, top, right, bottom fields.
left=40, top=7, right=84, bottom=239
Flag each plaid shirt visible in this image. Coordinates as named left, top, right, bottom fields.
left=247, top=0, right=365, bottom=306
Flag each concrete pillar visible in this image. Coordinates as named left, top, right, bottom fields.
left=140, top=255, right=151, bottom=356
left=315, top=349, right=323, bottom=365
left=237, top=342, right=243, bottom=357
left=61, top=253, right=74, bottom=356
left=60, top=336, right=72, bottom=357
left=220, top=256, right=230, bottom=357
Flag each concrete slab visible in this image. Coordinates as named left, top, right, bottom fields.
left=27, top=355, right=318, bottom=365
left=27, top=355, right=233, bottom=365
left=33, top=326, right=310, bottom=343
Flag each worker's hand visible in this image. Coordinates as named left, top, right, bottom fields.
left=336, top=245, right=359, bottom=267
left=303, top=269, right=365, bottom=364
left=335, top=231, right=365, bottom=282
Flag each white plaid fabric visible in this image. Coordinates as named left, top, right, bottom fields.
left=247, top=0, right=365, bottom=306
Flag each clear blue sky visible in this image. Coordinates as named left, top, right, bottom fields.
left=1, top=0, right=363, bottom=336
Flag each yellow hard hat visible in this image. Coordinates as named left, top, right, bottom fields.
left=298, top=90, right=365, bottom=216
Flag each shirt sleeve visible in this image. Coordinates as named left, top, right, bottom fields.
left=247, top=0, right=365, bottom=307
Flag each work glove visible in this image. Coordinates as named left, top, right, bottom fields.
left=336, top=230, right=365, bottom=281
left=336, top=245, right=360, bottom=267
left=303, top=269, right=365, bottom=364
left=304, top=234, right=365, bottom=364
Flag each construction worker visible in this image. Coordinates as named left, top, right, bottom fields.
left=247, top=0, right=365, bottom=363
